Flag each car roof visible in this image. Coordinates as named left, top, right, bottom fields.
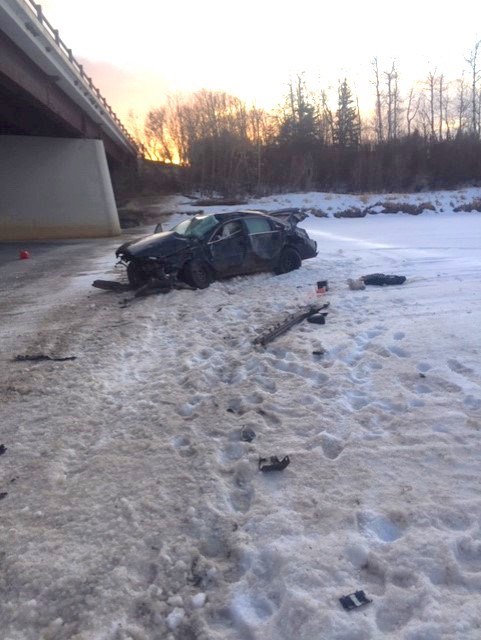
left=207, top=210, right=261, bottom=218
left=195, top=210, right=282, bottom=222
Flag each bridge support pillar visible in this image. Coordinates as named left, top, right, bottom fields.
left=0, top=136, right=121, bottom=240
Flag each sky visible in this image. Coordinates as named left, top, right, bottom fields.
left=39, top=0, right=481, bottom=126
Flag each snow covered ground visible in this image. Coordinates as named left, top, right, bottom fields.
left=1, top=188, right=481, bottom=639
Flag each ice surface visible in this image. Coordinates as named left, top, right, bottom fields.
left=1, top=188, right=481, bottom=638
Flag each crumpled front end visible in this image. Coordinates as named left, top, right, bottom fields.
left=115, top=230, right=195, bottom=287
left=290, top=226, right=317, bottom=259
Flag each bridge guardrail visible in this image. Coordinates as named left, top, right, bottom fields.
left=24, top=0, right=141, bottom=155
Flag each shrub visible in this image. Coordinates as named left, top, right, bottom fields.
left=308, top=207, right=329, bottom=218
left=364, top=201, right=435, bottom=215
left=333, top=207, right=367, bottom=218
left=453, top=198, right=481, bottom=212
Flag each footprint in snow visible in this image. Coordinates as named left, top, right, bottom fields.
left=218, top=442, right=244, bottom=463
left=447, top=358, right=474, bottom=375
left=415, top=383, right=432, bottom=395
left=171, top=435, right=196, bottom=457
left=367, top=328, right=385, bottom=338
left=464, top=395, right=481, bottom=411
left=357, top=511, right=406, bottom=542
left=455, top=535, right=481, bottom=571
left=417, top=361, right=432, bottom=372
left=320, top=433, right=345, bottom=460
left=375, top=594, right=417, bottom=633
left=388, top=344, right=411, bottom=358
left=229, top=460, right=255, bottom=513
left=435, top=509, right=472, bottom=531
left=346, top=390, right=372, bottom=411
left=389, top=568, right=419, bottom=589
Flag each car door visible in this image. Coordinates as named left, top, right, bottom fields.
left=207, top=220, right=250, bottom=276
left=243, top=216, right=283, bottom=270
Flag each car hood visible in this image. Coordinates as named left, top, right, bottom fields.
left=116, top=231, right=192, bottom=259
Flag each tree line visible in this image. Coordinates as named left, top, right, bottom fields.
left=128, top=41, right=481, bottom=195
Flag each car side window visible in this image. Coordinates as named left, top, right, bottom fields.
left=244, top=218, right=272, bottom=235
left=211, top=221, right=243, bottom=241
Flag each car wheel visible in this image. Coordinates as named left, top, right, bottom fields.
left=127, top=261, right=149, bottom=288
left=183, top=260, right=212, bottom=289
left=275, top=247, right=302, bottom=274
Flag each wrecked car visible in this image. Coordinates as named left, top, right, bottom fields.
left=115, top=209, right=317, bottom=289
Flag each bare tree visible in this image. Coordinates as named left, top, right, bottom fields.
left=320, top=90, right=335, bottom=145
left=426, top=70, right=437, bottom=139
left=455, top=74, right=469, bottom=136
left=247, top=106, right=271, bottom=193
left=438, top=74, right=444, bottom=139
left=406, top=87, right=420, bottom=136
left=371, top=57, right=384, bottom=142
left=443, top=87, right=452, bottom=139
left=384, top=61, right=401, bottom=140
left=144, top=107, right=174, bottom=162
left=465, top=40, right=481, bottom=136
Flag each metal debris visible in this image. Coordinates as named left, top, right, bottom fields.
left=258, top=455, right=290, bottom=472
left=241, top=427, right=256, bottom=442
left=14, top=354, right=76, bottom=362
left=339, top=590, right=372, bottom=611
left=254, top=303, right=329, bottom=347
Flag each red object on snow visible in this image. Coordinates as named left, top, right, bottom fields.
left=316, top=280, right=328, bottom=295
left=19, top=250, right=30, bottom=260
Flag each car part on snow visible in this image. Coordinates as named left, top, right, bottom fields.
left=14, top=354, right=76, bottom=362
left=254, top=302, right=330, bottom=347
left=0, top=445, right=6, bottom=455
left=241, top=427, right=256, bottom=442
left=93, top=276, right=196, bottom=301
left=339, top=590, right=372, bottom=611
left=316, top=280, right=329, bottom=294
left=258, top=455, right=290, bottom=472
left=307, top=313, right=328, bottom=325
left=347, top=278, right=366, bottom=290
left=312, top=348, right=326, bottom=356
left=0, top=492, right=8, bottom=500
left=361, top=273, right=406, bottom=286
left=92, top=280, right=133, bottom=292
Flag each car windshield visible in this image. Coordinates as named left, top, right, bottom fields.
left=171, top=215, right=220, bottom=239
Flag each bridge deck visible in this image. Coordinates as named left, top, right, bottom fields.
left=0, top=0, right=139, bottom=164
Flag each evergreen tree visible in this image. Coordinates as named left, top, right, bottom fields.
left=277, top=75, right=319, bottom=145
left=333, top=79, right=361, bottom=147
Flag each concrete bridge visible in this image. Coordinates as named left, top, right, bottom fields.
left=0, top=0, right=140, bottom=240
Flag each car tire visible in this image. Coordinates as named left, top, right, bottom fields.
left=275, top=247, right=302, bottom=274
left=127, top=261, right=149, bottom=288
left=182, top=260, right=212, bottom=289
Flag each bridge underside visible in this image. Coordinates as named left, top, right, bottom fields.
left=0, top=30, right=133, bottom=166
left=0, top=29, right=137, bottom=240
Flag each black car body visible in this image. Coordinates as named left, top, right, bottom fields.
left=115, top=209, right=317, bottom=289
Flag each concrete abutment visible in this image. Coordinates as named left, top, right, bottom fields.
left=0, top=135, right=121, bottom=240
